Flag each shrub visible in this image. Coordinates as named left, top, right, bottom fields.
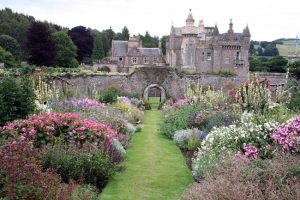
left=0, top=142, right=63, bottom=200
left=43, top=143, right=118, bottom=190
left=0, top=47, right=17, bottom=68
left=99, top=86, right=121, bottom=104
left=0, top=112, right=120, bottom=149
left=0, top=76, right=35, bottom=125
left=173, top=129, right=201, bottom=150
left=191, top=151, right=226, bottom=180
left=114, top=102, right=143, bottom=124
left=161, top=104, right=207, bottom=139
left=183, top=153, right=300, bottom=200
left=192, top=110, right=240, bottom=133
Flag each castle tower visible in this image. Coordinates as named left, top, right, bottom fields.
left=243, top=25, right=251, bottom=37
left=228, top=19, right=234, bottom=34
left=199, top=19, right=205, bottom=32
left=128, top=36, right=141, bottom=52
left=212, top=24, right=219, bottom=35
left=186, top=9, right=195, bottom=26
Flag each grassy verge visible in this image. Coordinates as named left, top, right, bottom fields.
left=99, top=110, right=193, bottom=200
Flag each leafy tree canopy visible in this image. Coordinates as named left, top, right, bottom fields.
left=26, top=21, right=56, bottom=66
left=0, top=34, right=21, bottom=58
left=52, top=31, right=78, bottom=68
left=68, top=26, right=93, bottom=62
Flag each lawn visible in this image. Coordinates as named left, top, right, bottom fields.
left=148, top=97, right=161, bottom=109
left=99, top=110, right=193, bottom=200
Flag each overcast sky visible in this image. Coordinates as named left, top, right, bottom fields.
left=1, top=0, right=299, bottom=41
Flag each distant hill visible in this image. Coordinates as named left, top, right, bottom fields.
left=274, top=39, right=298, bottom=57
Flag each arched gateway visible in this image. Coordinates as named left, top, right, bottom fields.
left=143, top=84, right=166, bottom=102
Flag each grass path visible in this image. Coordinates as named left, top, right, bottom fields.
left=99, top=109, right=193, bottom=200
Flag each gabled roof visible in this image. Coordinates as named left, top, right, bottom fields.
left=112, top=40, right=128, bottom=57
left=138, top=48, right=161, bottom=56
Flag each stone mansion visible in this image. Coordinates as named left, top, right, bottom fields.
left=166, top=11, right=251, bottom=76
left=105, top=10, right=250, bottom=76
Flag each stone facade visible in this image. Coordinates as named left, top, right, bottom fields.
left=111, top=37, right=165, bottom=72
left=166, top=11, right=251, bottom=77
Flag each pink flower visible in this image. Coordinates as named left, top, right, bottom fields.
left=243, top=144, right=258, bottom=159
left=29, top=129, right=37, bottom=136
left=20, top=135, right=26, bottom=141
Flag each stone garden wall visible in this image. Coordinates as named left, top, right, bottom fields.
left=53, top=67, right=287, bottom=99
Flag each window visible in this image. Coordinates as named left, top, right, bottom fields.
left=236, top=52, right=240, bottom=60
left=119, top=57, right=123, bottom=61
left=131, top=57, right=137, bottom=64
left=144, top=57, right=149, bottom=64
left=207, top=52, right=212, bottom=60
left=153, top=57, right=158, bottom=62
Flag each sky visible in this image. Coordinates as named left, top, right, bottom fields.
left=1, top=0, right=299, bottom=41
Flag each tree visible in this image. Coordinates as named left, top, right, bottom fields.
left=0, top=47, right=17, bottom=68
left=52, top=31, right=78, bottom=68
left=120, top=26, right=129, bottom=40
left=0, top=34, right=21, bottom=58
left=91, top=33, right=105, bottom=60
left=103, top=27, right=115, bottom=49
left=26, top=21, right=56, bottom=66
left=268, top=56, right=287, bottom=73
left=0, top=8, right=35, bottom=59
left=140, top=31, right=159, bottom=48
left=100, top=32, right=110, bottom=56
left=160, top=35, right=169, bottom=55
left=288, top=60, right=300, bottom=80
left=68, top=26, right=93, bottom=62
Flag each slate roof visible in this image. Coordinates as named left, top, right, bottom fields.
left=112, top=40, right=128, bottom=57
left=138, top=48, right=161, bottom=56
left=174, top=27, right=182, bottom=36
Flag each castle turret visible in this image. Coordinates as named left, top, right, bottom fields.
left=228, top=19, right=234, bottom=34
left=212, top=24, right=219, bottom=35
left=186, top=9, right=195, bottom=26
left=199, top=19, right=205, bottom=32
left=243, top=25, right=251, bottom=37
left=170, top=24, right=175, bottom=36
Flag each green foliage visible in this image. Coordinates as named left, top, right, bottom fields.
left=160, top=35, right=169, bottom=55
left=91, top=33, right=105, bottom=60
left=0, top=34, right=21, bottom=58
left=0, top=8, right=35, bottom=59
left=288, top=80, right=300, bottom=110
left=288, top=60, right=300, bottom=80
left=192, top=151, right=225, bottom=180
left=251, top=41, right=279, bottom=56
left=99, top=86, right=121, bottom=104
left=249, top=56, right=288, bottom=72
left=52, top=31, right=79, bottom=68
left=68, top=26, right=93, bottom=62
left=114, top=26, right=130, bottom=41
left=43, top=144, right=118, bottom=189
left=139, top=31, right=159, bottom=48
left=27, top=21, right=56, bottom=66
left=161, top=104, right=207, bottom=139
left=0, top=76, right=35, bottom=125
left=0, top=47, right=17, bottom=68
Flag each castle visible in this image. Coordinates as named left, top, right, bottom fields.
left=108, top=10, right=250, bottom=77
left=166, top=10, right=251, bottom=76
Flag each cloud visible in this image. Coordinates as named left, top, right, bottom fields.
left=0, top=0, right=299, bottom=40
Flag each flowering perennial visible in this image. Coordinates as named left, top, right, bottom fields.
left=0, top=112, right=118, bottom=147
left=271, top=116, right=300, bottom=152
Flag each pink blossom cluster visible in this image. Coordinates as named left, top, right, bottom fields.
left=243, top=144, right=259, bottom=159
left=172, top=98, right=190, bottom=108
left=0, top=112, right=118, bottom=147
left=271, top=116, right=300, bottom=152
left=194, top=114, right=206, bottom=124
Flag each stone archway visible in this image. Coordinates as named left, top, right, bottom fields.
left=143, top=84, right=166, bottom=102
